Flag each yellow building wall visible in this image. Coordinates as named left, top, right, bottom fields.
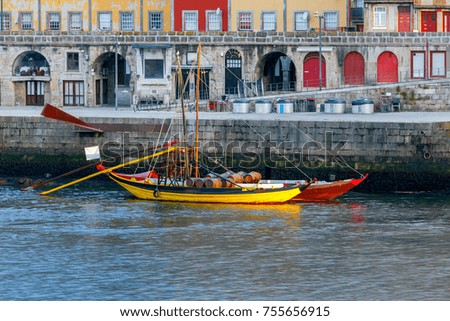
left=3, top=0, right=38, bottom=31
left=41, top=0, right=89, bottom=31
left=230, top=0, right=348, bottom=32
left=91, top=0, right=139, bottom=32
left=142, top=0, right=172, bottom=32
left=286, top=0, right=348, bottom=30
left=2, top=0, right=172, bottom=32
left=230, top=0, right=285, bottom=32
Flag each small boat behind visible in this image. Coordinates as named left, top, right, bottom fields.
left=261, top=174, right=368, bottom=202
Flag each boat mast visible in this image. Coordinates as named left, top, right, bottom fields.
left=194, top=44, right=201, bottom=178
left=176, top=51, right=189, bottom=179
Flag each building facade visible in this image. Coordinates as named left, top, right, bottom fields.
left=173, top=0, right=229, bottom=32
left=230, top=0, right=348, bottom=32
left=0, top=1, right=450, bottom=109
left=364, top=0, right=450, bottom=32
left=0, top=0, right=172, bottom=33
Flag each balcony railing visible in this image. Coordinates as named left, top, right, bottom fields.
left=15, top=66, right=50, bottom=77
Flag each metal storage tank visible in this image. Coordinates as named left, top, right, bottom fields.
left=352, top=98, right=374, bottom=114
left=324, top=98, right=346, bottom=113
left=232, top=99, right=250, bottom=113
left=275, top=99, right=294, bottom=114
left=255, top=99, right=272, bottom=113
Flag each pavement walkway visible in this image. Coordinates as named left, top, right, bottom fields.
left=0, top=105, right=449, bottom=123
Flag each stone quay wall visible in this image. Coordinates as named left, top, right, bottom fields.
left=0, top=112, right=448, bottom=192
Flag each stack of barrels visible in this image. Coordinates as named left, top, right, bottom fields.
left=186, top=171, right=262, bottom=188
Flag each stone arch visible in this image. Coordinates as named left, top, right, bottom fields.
left=12, top=51, right=50, bottom=77
left=92, top=52, right=130, bottom=106
left=11, top=51, right=51, bottom=106
left=257, top=52, right=297, bottom=92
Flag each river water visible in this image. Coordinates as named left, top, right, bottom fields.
left=0, top=181, right=448, bottom=301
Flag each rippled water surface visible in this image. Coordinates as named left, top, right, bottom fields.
left=0, top=182, right=449, bottom=300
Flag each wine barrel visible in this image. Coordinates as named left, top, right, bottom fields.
left=205, top=178, right=222, bottom=188
left=220, top=177, right=232, bottom=187
left=186, top=177, right=196, bottom=187
left=244, top=171, right=262, bottom=183
left=228, top=173, right=244, bottom=184
left=194, top=178, right=207, bottom=188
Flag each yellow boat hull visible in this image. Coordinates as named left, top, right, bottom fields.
left=108, top=173, right=301, bottom=204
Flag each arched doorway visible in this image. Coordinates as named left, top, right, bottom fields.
left=224, top=49, right=242, bottom=96
left=93, top=52, right=129, bottom=106
left=303, top=52, right=326, bottom=88
left=255, top=52, right=297, bottom=94
left=377, top=51, right=398, bottom=83
left=258, top=52, right=296, bottom=93
left=344, top=51, right=365, bottom=85
left=12, top=51, right=50, bottom=106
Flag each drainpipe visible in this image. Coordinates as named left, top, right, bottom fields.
left=283, top=0, right=287, bottom=32
left=88, top=0, right=92, bottom=32
left=140, top=0, right=143, bottom=32
left=228, top=0, right=231, bottom=32
left=38, top=0, right=41, bottom=32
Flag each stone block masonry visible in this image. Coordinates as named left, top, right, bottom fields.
left=0, top=110, right=449, bottom=192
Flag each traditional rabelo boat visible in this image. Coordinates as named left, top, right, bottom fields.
left=97, top=158, right=305, bottom=204
left=108, top=165, right=367, bottom=203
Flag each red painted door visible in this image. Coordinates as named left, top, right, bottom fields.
left=303, top=53, right=326, bottom=88
left=377, top=52, right=398, bottom=83
left=398, top=6, right=411, bottom=32
left=443, top=12, right=450, bottom=32
left=421, top=11, right=437, bottom=32
left=344, top=52, right=364, bottom=85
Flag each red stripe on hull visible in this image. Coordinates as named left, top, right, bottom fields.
left=292, top=174, right=368, bottom=202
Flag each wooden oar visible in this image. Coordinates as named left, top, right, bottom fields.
left=23, top=140, right=178, bottom=191
left=40, top=146, right=178, bottom=196
left=22, top=161, right=101, bottom=192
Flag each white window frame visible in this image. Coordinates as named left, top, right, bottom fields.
left=238, top=11, right=253, bottom=31
left=69, top=12, right=82, bottom=31
left=98, top=12, right=112, bottom=31
left=323, top=11, right=338, bottom=31
left=431, top=51, right=446, bottom=77
left=47, top=12, right=61, bottom=30
left=261, top=11, right=277, bottom=31
left=20, top=12, right=33, bottom=30
left=0, top=12, right=11, bottom=30
left=206, top=11, right=221, bottom=31
left=183, top=10, right=198, bottom=31
left=374, top=7, right=386, bottom=28
left=294, top=11, right=309, bottom=31
left=149, top=11, right=163, bottom=31
left=411, top=51, right=425, bottom=79
left=120, top=11, right=134, bottom=31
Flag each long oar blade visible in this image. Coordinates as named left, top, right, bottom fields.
left=39, top=146, right=177, bottom=196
